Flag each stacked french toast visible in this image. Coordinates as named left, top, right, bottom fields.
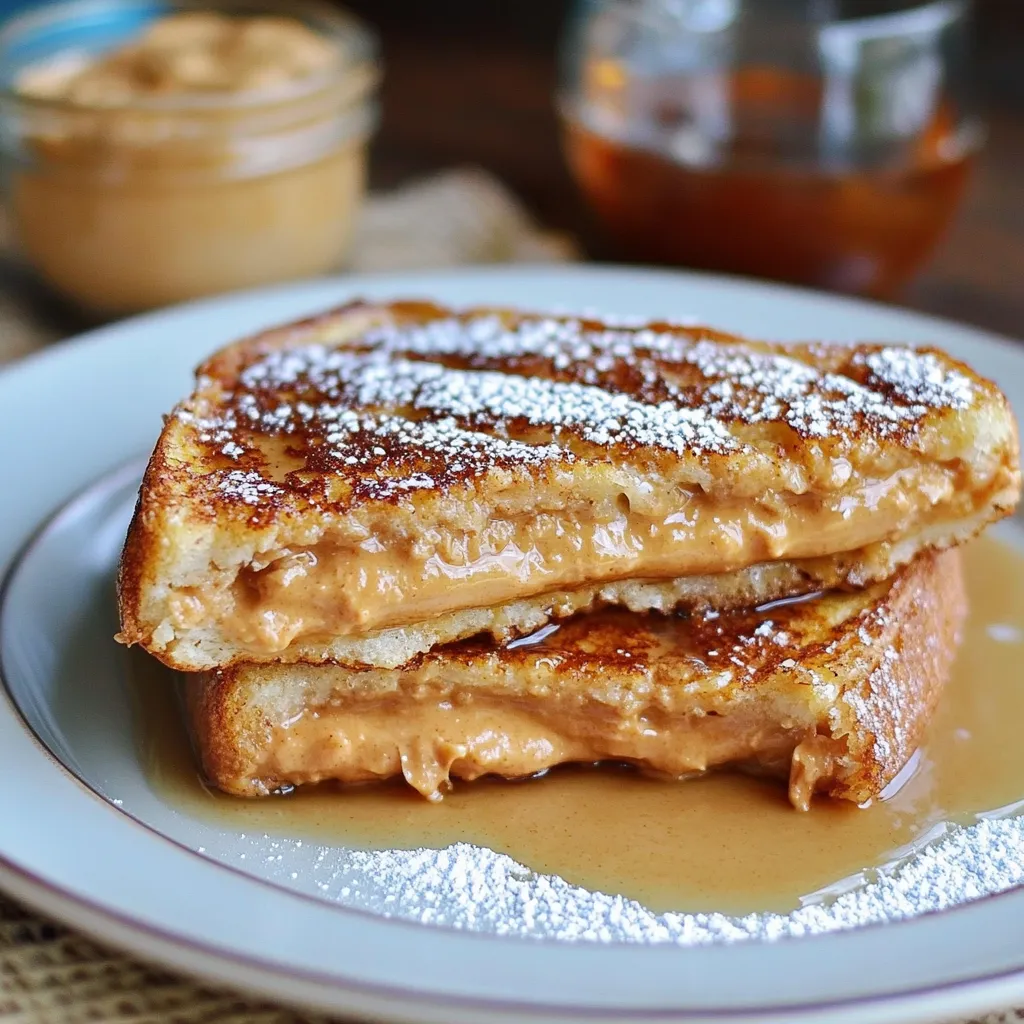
left=117, top=301, right=1021, bottom=810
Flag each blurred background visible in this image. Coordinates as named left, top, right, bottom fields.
left=342, top=0, right=1024, bottom=333
left=0, top=0, right=1021, bottom=344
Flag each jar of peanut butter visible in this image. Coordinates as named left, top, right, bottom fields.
left=0, top=0, right=379, bottom=315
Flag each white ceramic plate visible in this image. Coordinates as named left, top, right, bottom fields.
left=2, top=265, right=1024, bottom=1024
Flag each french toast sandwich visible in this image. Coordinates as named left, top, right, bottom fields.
left=117, top=300, right=1020, bottom=672
left=186, top=548, right=966, bottom=811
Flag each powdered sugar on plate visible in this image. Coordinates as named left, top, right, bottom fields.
left=223, top=812, right=1024, bottom=945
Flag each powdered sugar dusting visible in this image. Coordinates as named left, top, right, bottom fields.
left=237, top=346, right=738, bottom=457
left=857, top=347, right=975, bottom=410
left=225, top=814, right=1024, bottom=946
left=215, top=470, right=283, bottom=505
left=691, top=342, right=942, bottom=439
left=356, top=314, right=978, bottom=440
left=181, top=310, right=981, bottom=510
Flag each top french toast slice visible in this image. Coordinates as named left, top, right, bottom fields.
left=117, top=300, right=1020, bottom=671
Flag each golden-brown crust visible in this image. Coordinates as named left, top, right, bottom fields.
left=830, top=544, right=966, bottom=803
left=117, top=299, right=1018, bottom=669
left=184, top=667, right=272, bottom=797
left=184, top=550, right=964, bottom=806
left=154, top=299, right=1021, bottom=521
left=113, top=494, right=144, bottom=649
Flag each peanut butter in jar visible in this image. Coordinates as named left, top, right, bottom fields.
left=1, top=1, right=379, bottom=315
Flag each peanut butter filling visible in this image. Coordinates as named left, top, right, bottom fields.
left=170, top=468, right=961, bottom=654
left=253, top=693, right=837, bottom=811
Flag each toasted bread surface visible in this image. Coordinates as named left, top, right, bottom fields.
left=120, top=301, right=1017, bottom=670
left=186, top=549, right=965, bottom=809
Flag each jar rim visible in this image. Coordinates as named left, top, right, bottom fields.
left=570, top=0, right=968, bottom=34
left=0, top=0, right=380, bottom=115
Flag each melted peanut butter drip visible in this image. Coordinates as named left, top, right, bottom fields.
left=132, top=534, right=1024, bottom=915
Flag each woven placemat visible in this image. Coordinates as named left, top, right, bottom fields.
left=0, top=169, right=1017, bottom=1024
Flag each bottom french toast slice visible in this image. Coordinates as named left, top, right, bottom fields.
left=184, top=549, right=965, bottom=810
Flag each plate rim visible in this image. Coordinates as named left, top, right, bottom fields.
left=0, top=850, right=1022, bottom=1024
left=2, top=262, right=1022, bottom=393
left=2, top=263, right=1024, bottom=1024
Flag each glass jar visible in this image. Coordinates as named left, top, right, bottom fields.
left=0, top=0, right=379, bottom=316
left=559, top=0, right=981, bottom=298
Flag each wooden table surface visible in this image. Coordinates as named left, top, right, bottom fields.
left=345, top=0, right=1024, bottom=340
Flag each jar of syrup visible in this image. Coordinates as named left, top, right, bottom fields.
left=559, top=0, right=981, bottom=298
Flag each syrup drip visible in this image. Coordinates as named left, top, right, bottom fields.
left=131, top=534, right=1024, bottom=915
